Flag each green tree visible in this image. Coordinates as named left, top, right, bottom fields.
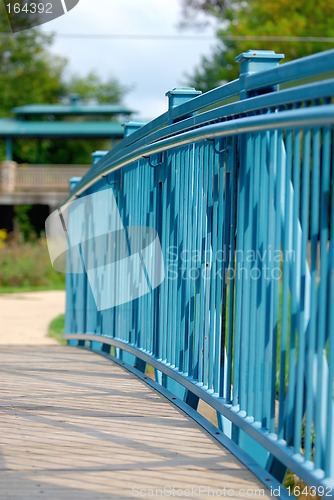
left=0, top=3, right=129, bottom=164
left=0, top=3, right=129, bottom=113
left=0, top=29, right=65, bottom=117
left=180, top=0, right=334, bottom=91
left=66, top=71, right=131, bottom=104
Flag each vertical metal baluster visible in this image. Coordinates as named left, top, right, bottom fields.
left=258, top=131, right=269, bottom=426
left=251, top=135, right=265, bottom=422
left=178, top=147, right=186, bottom=372
left=141, top=163, right=147, bottom=351
left=153, top=157, right=162, bottom=360
left=286, top=129, right=301, bottom=442
left=171, top=149, right=181, bottom=368
left=191, top=144, right=202, bottom=380
left=197, top=143, right=206, bottom=385
left=208, top=144, right=219, bottom=393
left=315, top=125, right=331, bottom=470
left=166, top=153, right=174, bottom=366
left=206, top=143, right=217, bottom=391
left=278, top=130, right=292, bottom=438
left=126, top=167, right=134, bottom=346
left=247, top=132, right=259, bottom=419
left=305, top=127, right=320, bottom=460
left=272, top=129, right=283, bottom=434
left=201, top=142, right=210, bottom=388
left=184, top=145, right=195, bottom=374
left=225, top=137, right=237, bottom=402
left=239, top=133, right=253, bottom=412
left=266, top=130, right=280, bottom=434
left=188, top=144, right=199, bottom=377
left=325, top=127, right=334, bottom=478
left=214, top=141, right=226, bottom=396
left=145, top=163, right=151, bottom=352
left=84, top=188, right=95, bottom=338
left=262, top=130, right=276, bottom=432
left=78, top=194, right=88, bottom=339
left=146, top=161, right=154, bottom=354
left=233, top=133, right=247, bottom=408
left=142, top=163, right=149, bottom=352
left=127, top=165, right=136, bottom=346
left=159, top=156, right=168, bottom=364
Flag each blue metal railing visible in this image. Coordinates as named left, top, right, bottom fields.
left=60, top=49, right=334, bottom=494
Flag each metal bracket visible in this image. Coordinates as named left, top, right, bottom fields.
left=143, top=153, right=165, bottom=168
left=207, top=139, right=231, bottom=156
left=102, top=174, right=117, bottom=186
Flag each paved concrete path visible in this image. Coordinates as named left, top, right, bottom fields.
left=0, top=291, right=65, bottom=345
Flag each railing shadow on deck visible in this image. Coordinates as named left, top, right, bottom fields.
left=46, top=49, right=334, bottom=496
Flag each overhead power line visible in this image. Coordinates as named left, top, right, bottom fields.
left=53, top=34, right=334, bottom=43
left=3, top=33, right=334, bottom=43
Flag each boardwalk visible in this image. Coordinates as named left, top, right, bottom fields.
left=0, top=344, right=271, bottom=499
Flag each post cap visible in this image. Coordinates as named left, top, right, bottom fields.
left=235, top=50, right=284, bottom=76
left=92, top=151, right=108, bottom=165
left=123, top=121, right=146, bottom=137
left=165, top=87, right=202, bottom=109
left=69, top=93, right=80, bottom=105
left=69, top=176, right=82, bottom=192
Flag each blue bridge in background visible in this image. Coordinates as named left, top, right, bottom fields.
left=58, top=49, right=334, bottom=495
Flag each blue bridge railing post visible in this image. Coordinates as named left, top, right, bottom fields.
left=235, top=50, right=284, bottom=99
left=123, top=121, right=146, bottom=137
left=166, top=87, right=202, bottom=124
left=231, top=49, right=285, bottom=473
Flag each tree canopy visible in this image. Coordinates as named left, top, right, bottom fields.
left=0, top=3, right=128, bottom=112
left=0, top=4, right=129, bottom=163
left=180, top=0, right=334, bottom=91
left=0, top=8, right=65, bottom=116
left=66, top=71, right=131, bottom=105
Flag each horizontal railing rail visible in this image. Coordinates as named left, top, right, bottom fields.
left=58, top=49, right=334, bottom=495
left=90, top=48, right=334, bottom=166
left=66, top=106, right=334, bottom=199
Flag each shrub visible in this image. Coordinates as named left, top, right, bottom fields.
left=0, top=238, right=65, bottom=288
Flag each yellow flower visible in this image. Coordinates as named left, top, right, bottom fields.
left=0, top=229, right=7, bottom=248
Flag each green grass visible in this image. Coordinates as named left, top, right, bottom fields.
left=0, top=284, right=65, bottom=294
left=48, top=314, right=66, bottom=345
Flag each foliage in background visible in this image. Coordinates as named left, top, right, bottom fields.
left=65, top=71, right=132, bottom=105
left=0, top=239, right=65, bottom=289
left=180, top=0, right=334, bottom=91
left=14, top=205, right=36, bottom=241
left=13, top=137, right=112, bottom=165
left=0, top=2, right=129, bottom=164
left=0, top=4, right=65, bottom=117
left=48, top=314, right=66, bottom=345
left=0, top=229, right=7, bottom=249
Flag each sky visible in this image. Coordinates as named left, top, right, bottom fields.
left=40, top=0, right=217, bottom=120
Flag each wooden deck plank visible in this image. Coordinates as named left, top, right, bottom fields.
left=0, top=346, right=271, bottom=499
